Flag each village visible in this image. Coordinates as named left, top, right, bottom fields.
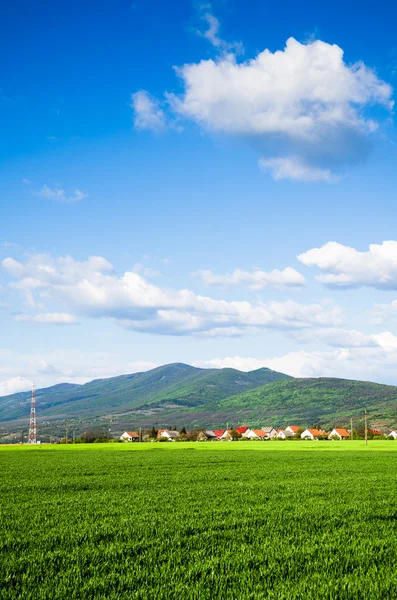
left=120, top=425, right=397, bottom=442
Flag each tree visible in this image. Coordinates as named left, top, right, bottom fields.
left=150, top=426, right=157, bottom=438
left=81, top=429, right=111, bottom=443
left=179, top=426, right=187, bottom=435
left=230, top=429, right=242, bottom=441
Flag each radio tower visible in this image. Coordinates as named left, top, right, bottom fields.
left=28, top=383, right=37, bottom=444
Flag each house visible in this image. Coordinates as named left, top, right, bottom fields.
left=244, top=429, right=269, bottom=440
left=276, top=429, right=287, bottom=440
left=236, top=426, right=249, bottom=435
left=157, top=429, right=179, bottom=441
left=214, top=429, right=226, bottom=439
left=120, top=431, right=140, bottom=442
left=328, top=428, right=351, bottom=440
left=221, top=429, right=234, bottom=441
left=388, top=431, right=397, bottom=440
left=285, top=425, right=300, bottom=436
left=196, top=430, right=217, bottom=441
left=370, top=429, right=383, bottom=437
left=301, top=428, right=326, bottom=440
left=261, top=427, right=277, bottom=439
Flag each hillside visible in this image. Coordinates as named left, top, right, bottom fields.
left=0, top=363, right=290, bottom=423
left=2, top=365, right=397, bottom=437
left=196, top=377, right=397, bottom=430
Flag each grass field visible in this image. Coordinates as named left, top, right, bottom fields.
left=1, top=442, right=397, bottom=599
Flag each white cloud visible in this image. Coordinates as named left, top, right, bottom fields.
left=0, top=347, right=159, bottom=393
left=196, top=266, right=305, bottom=289
left=0, top=376, right=32, bottom=396
left=1, top=253, right=343, bottom=337
left=259, top=157, right=337, bottom=182
left=133, top=263, right=160, bottom=278
left=22, top=178, right=32, bottom=184
left=197, top=10, right=243, bottom=54
left=200, top=343, right=397, bottom=382
left=298, top=240, right=397, bottom=289
left=290, top=327, right=397, bottom=350
left=36, top=185, right=88, bottom=203
left=131, top=90, right=166, bottom=132
left=15, top=312, right=78, bottom=325
left=138, top=34, right=392, bottom=180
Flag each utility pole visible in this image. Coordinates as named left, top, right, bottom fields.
left=65, top=419, right=69, bottom=445
left=364, top=410, right=368, bottom=446
left=350, top=417, right=353, bottom=441
left=73, top=429, right=76, bottom=444
left=139, top=426, right=142, bottom=443
left=28, top=383, right=37, bottom=444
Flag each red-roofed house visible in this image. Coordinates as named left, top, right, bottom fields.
left=370, top=429, right=383, bottom=437
left=285, top=425, right=300, bottom=435
left=244, top=429, right=269, bottom=440
left=301, top=428, right=326, bottom=440
left=214, top=429, right=226, bottom=439
left=120, top=431, right=140, bottom=442
left=236, top=426, right=249, bottom=434
left=328, top=428, right=351, bottom=440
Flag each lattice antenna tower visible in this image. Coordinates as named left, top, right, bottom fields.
left=28, top=383, right=37, bottom=444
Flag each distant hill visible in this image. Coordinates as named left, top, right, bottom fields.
left=194, top=377, right=397, bottom=430
left=1, top=365, right=396, bottom=436
left=0, top=363, right=291, bottom=423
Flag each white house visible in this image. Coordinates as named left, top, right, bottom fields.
left=388, top=431, right=397, bottom=440
left=328, top=428, right=350, bottom=440
left=276, top=429, right=287, bottom=440
left=261, top=427, right=277, bottom=439
left=301, top=428, right=325, bottom=440
left=120, top=431, right=140, bottom=442
left=244, top=429, right=269, bottom=440
left=196, top=430, right=217, bottom=441
left=157, top=429, right=179, bottom=441
left=285, top=426, right=300, bottom=436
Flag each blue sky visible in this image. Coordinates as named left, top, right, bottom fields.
left=1, top=0, right=397, bottom=393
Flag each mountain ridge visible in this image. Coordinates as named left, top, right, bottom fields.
left=0, top=362, right=291, bottom=422
left=1, top=363, right=397, bottom=435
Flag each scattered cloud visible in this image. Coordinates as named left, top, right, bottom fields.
left=196, top=266, right=305, bottom=289
left=259, top=157, right=337, bottom=182
left=197, top=8, right=243, bottom=54
left=133, top=263, right=160, bottom=278
left=136, top=29, right=392, bottom=180
left=372, top=300, right=397, bottom=325
left=15, top=312, right=78, bottom=325
left=0, top=347, right=159, bottom=393
left=1, top=253, right=343, bottom=337
left=22, top=178, right=32, bottom=184
left=298, top=240, right=397, bottom=289
left=131, top=90, right=167, bottom=132
left=289, top=327, right=397, bottom=350
left=36, top=185, right=88, bottom=203
left=0, top=376, right=32, bottom=396
left=200, top=341, right=397, bottom=382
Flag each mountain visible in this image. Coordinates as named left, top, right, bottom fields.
left=0, top=363, right=291, bottom=423
left=2, top=365, right=396, bottom=436
left=200, top=377, right=397, bottom=430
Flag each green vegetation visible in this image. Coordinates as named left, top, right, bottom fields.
left=2, top=365, right=397, bottom=440
left=1, top=443, right=397, bottom=599
left=0, top=363, right=290, bottom=422
left=211, top=377, right=397, bottom=429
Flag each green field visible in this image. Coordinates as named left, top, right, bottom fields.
left=1, top=442, right=397, bottom=599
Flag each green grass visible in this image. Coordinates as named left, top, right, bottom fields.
left=1, top=442, right=397, bottom=599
